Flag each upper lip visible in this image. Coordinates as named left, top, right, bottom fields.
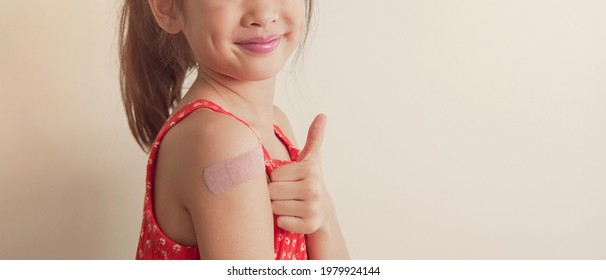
left=235, top=35, right=282, bottom=44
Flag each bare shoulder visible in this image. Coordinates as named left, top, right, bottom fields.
left=159, top=108, right=266, bottom=209
left=158, top=109, right=274, bottom=259
left=163, top=109, right=261, bottom=165
left=273, top=105, right=299, bottom=147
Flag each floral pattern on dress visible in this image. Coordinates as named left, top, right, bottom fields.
left=136, top=99, right=307, bottom=260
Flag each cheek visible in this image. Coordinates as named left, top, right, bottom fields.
left=284, top=3, right=307, bottom=42
left=292, top=2, right=307, bottom=27
left=183, top=9, right=238, bottom=55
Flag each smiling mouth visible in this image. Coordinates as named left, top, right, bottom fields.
left=235, top=35, right=282, bottom=54
left=236, top=35, right=282, bottom=45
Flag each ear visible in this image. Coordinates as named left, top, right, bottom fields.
left=148, top=0, right=183, bottom=34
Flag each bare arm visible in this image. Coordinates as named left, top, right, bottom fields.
left=306, top=198, right=349, bottom=259
left=169, top=111, right=275, bottom=259
left=273, top=107, right=349, bottom=259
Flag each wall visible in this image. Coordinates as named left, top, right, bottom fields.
left=0, top=0, right=604, bottom=259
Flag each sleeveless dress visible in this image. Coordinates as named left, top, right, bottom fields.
left=136, top=99, right=308, bottom=260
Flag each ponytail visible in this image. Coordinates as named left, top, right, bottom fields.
left=119, top=0, right=195, bottom=153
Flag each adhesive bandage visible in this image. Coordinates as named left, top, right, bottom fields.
left=203, top=145, right=265, bottom=195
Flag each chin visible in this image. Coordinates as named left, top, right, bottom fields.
left=232, top=60, right=288, bottom=82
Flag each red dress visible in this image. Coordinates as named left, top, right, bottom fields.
left=136, top=99, right=308, bottom=260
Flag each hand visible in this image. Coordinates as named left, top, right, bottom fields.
left=268, top=114, right=333, bottom=234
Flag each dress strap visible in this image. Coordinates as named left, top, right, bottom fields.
left=164, top=99, right=283, bottom=162
left=273, top=123, right=300, bottom=162
left=187, top=99, right=263, bottom=144
left=154, top=99, right=264, bottom=152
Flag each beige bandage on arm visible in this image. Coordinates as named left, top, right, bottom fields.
left=203, top=145, right=265, bottom=195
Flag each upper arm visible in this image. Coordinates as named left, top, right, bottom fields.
left=273, top=105, right=299, bottom=148
left=164, top=110, right=274, bottom=259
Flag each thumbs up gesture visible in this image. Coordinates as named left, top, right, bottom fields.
left=268, top=114, right=333, bottom=234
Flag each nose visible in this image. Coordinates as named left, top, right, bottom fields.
left=241, top=1, right=279, bottom=28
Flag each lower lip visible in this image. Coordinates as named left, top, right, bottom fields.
left=236, top=37, right=281, bottom=55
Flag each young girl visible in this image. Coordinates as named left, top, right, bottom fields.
left=119, top=0, right=348, bottom=260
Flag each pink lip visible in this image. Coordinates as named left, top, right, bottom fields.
left=235, top=35, right=282, bottom=54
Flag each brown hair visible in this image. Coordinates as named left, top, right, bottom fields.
left=119, top=0, right=314, bottom=152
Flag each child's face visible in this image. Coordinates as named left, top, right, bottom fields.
left=180, top=0, right=306, bottom=81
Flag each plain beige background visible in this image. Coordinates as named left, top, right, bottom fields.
left=1, top=0, right=605, bottom=259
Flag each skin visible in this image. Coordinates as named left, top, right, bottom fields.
left=148, top=0, right=348, bottom=259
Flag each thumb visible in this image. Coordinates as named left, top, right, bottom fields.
left=298, top=114, right=327, bottom=162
